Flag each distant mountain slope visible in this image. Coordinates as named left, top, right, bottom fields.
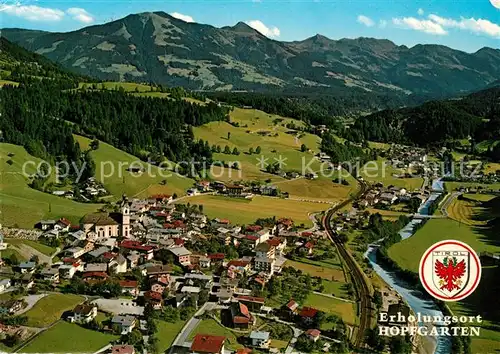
left=2, top=11, right=500, bottom=97
left=346, top=87, right=500, bottom=146
left=0, top=37, right=86, bottom=82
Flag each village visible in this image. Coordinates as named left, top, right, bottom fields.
left=0, top=169, right=427, bottom=354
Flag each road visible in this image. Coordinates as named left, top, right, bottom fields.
left=440, top=192, right=461, bottom=217
left=15, top=294, right=47, bottom=315
left=170, top=302, right=216, bottom=351
left=322, top=179, right=373, bottom=350
left=312, top=291, right=355, bottom=303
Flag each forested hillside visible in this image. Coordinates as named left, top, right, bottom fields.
left=0, top=80, right=229, bottom=179
left=345, top=87, right=500, bottom=148
left=0, top=37, right=87, bottom=85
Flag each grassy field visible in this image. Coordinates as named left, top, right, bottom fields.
left=75, top=135, right=194, bottom=200
left=0, top=79, right=18, bottom=87
left=304, top=293, right=357, bottom=325
left=446, top=194, right=498, bottom=226
left=368, top=141, right=391, bottom=150
left=188, top=319, right=243, bottom=351
left=321, top=280, right=351, bottom=299
left=445, top=181, right=500, bottom=192
left=24, top=294, right=85, bottom=327
left=155, top=320, right=185, bottom=352
left=366, top=208, right=408, bottom=220
left=193, top=108, right=326, bottom=184
left=6, top=239, right=56, bottom=256
left=22, top=321, right=117, bottom=353
left=446, top=263, right=500, bottom=354
left=179, top=195, right=330, bottom=227
left=79, top=81, right=153, bottom=92
left=285, top=259, right=345, bottom=282
left=0, top=143, right=102, bottom=228
left=359, top=158, right=424, bottom=191
left=277, top=174, right=358, bottom=202
left=388, top=218, right=500, bottom=272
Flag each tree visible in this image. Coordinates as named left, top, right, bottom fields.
left=224, top=145, right=231, bottom=154
left=389, top=336, right=411, bottom=354
left=301, top=144, right=307, bottom=152
left=365, top=328, right=386, bottom=352
left=8, top=254, right=18, bottom=266
left=90, top=139, right=99, bottom=150
left=162, top=306, right=180, bottom=323
left=227, top=132, right=231, bottom=140
left=256, top=146, right=261, bottom=154
left=249, top=147, right=254, bottom=154
left=122, top=328, right=143, bottom=347
left=232, top=147, right=240, bottom=155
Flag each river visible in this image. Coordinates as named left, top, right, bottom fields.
left=365, top=179, right=452, bottom=354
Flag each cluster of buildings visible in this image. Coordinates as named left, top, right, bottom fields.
left=0, top=185, right=337, bottom=353
left=357, top=184, right=427, bottom=209
left=51, top=177, right=108, bottom=201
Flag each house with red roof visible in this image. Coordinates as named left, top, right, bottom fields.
left=280, top=299, right=299, bottom=321
left=109, top=345, right=135, bottom=354
left=267, top=237, right=287, bottom=256
left=303, top=242, right=315, bottom=255
left=229, top=302, right=254, bottom=329
left=119, top=241, right=155, bottom=260
left=196, top=180, right=211, bottom=192
left=56, top=217, right=72, bottom=232
left=235, top=349, right=252, bottom=354
left=82, top=271, right=108, bottom=281
left=119, top=280, right=139, bottom=297
left=300, top=306, right=319, bottom=325
left=277, top=218, right=294, bottom=229
left=150, top=275, right=170, bottom=294
left=234, top=295, right=265, bottom=312
left=190, top=334, right=226, bottom=354
left=305, top=329, right=321, bottom=342
left=246, top=225, right=262, bottom=232
left=227, top=259, right=251, bottom=274
left=208, top=253, right=225, bottom=261
left=144, top=291, right=163, bottom=310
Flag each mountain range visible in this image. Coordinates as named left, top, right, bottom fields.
left=2, top=11, right=500, bottom=97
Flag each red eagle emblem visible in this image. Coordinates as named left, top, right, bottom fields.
left=434, top=256, right=466, bottom=292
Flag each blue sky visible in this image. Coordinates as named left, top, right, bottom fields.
left=1, top=0, right=499, bottom=52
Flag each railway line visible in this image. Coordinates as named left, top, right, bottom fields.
left=322, top=179, right=374, bottom=349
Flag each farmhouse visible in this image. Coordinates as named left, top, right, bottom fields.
left=72, top=303, right=97, bottom=323
left=112, top=315, right=136, bottom=335
left=190, top=334, right=226, bottom=354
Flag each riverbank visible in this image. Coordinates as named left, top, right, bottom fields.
left=365, top=179, right=452, bottom=354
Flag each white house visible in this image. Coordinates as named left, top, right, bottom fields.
left=112, top=315, right=136, bottom=335
left=250, top=331, right=270, bottom=349
left=73, top=304, right=97, bottom=323
left=0, top=279, right=11, bottom=293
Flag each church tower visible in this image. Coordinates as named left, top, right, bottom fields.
left=121, top=195, right=130, bottom=238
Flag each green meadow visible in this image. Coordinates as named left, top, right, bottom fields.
left=0, top=143, right=102, bottom=228
left=75, top=135, right=194, bottom=200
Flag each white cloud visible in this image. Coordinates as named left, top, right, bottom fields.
left=379, top=20, right=388, bottom=28
left=392, top=16, right=448, bottom=35
left=67, top=8, right=94, bottom=24
left=357, top=15, right=375, bottom=27
left=417, top=8, right=425, bottom=16
left=428, top=14, right=500, bottom=38
left=490, top=0, right=500, bottom=10
left=170, top=12, right=195, bottom=23
left=245, top=20, right=280, bottom=37
left=3, top=4, right=65, bottom=21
